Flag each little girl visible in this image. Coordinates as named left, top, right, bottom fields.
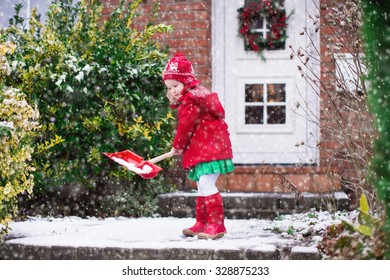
left=162, top=53, right=234, bottom=239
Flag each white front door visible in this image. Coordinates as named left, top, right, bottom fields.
left=212, top=0, right=319, bottom=164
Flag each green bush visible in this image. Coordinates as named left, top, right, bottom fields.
left=1, top=43, right=39, bottom=236
left=1, top=0, right=175, bottom=217
left=361, top=0, right=390, bottom=258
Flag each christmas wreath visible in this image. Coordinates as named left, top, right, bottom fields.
left=237, top=0, right=290, bottom=54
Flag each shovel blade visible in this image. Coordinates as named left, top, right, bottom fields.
left=103, top=150, right=143, bottom=165
left=103, top=150, right=162, bottom=179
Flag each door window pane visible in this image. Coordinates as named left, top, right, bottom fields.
left=267, top=106, right=286, bottom=124
left=267, top=84, right=286, bottom=102
left=245, top=84, right=264, bottom=102
left=245, top=106, right=264, bottom=124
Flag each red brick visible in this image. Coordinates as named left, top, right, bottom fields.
left=225, top=173, right=255, bottom=192
left=283, top=174, right=312, bottom=192
left=162, top=3, right=209, bottom=12
left=171, top=29, right=197, bottom=38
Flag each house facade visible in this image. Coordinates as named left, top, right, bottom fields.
left=101, top=0, right=346, bottom=194
left=2, top=0, right=360, bottom=196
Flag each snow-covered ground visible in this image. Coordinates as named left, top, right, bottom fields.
left=4, top=210, right=388, bottom=280
left=3, top=210, right=357, bottom=251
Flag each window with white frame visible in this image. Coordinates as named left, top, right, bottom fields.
left=244, top=83, right=286, bottom=125
left=334, top=53, right=367, bottom=95
left=236, top=77, right=293, bottom=134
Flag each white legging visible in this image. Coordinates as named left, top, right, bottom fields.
left=197, top=173, right=220, bottom=196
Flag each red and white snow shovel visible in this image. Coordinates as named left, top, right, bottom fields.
left=103, top=150, right=175, bottom=179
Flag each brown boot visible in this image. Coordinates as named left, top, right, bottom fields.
left=198, top=193, right=226, bottom=240
left=182, top=196, right=207, bottom=237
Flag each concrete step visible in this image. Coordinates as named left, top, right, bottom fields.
left=158, top=191, right=350, bottom=219
left=0, top=243, right=321, bottom=260
left=0, top=215, right=324, bottom=260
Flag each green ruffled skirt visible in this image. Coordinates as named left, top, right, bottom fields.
left=187, top=159, right=234, bottom=182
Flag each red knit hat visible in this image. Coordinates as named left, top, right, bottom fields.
left=162, top=53, right=196, bottom=85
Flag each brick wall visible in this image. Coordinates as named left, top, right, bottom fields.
left=319, top=0, right=341, bottom=170
left=318, top=0, right=370, bottom=189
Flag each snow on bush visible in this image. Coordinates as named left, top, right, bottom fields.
left=1, top=43, right=39, bottom=238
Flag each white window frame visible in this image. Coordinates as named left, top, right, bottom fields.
left=334, top=53, right=367, bottom=94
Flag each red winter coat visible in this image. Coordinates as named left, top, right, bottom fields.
left=172, top=85, right=233, bottom=169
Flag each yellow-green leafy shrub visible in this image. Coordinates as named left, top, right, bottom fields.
left=2, top=0, right=175, bottom=217
left=0, top=44, right=39, bottom=237
left=317, top=194, right=388, bottom=259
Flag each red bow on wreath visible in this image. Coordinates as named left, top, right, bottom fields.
left=237, top=0, right=292, bottom=57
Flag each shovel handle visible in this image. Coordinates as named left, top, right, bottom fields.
left=148, top=150, right=175, bottom=164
